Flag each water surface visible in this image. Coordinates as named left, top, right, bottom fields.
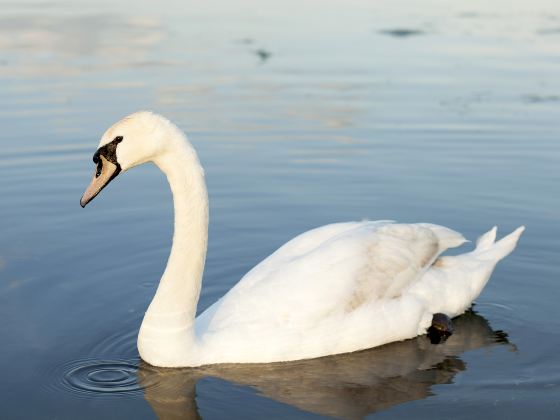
left=0, top=0, right=559, bottom=418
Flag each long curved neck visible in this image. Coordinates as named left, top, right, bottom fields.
left=152, top=145, right=208, bottom=317
left=138, top=131, right=209, bottom=367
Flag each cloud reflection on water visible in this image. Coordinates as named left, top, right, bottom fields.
left=0, top=12, right=165, bottom=78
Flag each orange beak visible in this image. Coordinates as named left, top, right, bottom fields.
left=80, top=156, right=120, bottom=207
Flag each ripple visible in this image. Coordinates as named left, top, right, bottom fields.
left=89, top=328, right=139, bottom=359
left=64, top=360, right=141, bottom=395
left=139, top=280, right=157, bottom=289
left=88, top=368, right=130, bottom=383
left=476, top=302, right=515, bottom=312
left=46, top=358, right=161, bottom=399
left=43, top=328, right=163, bottom=399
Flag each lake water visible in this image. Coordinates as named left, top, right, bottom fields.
left=1, top=0, right=559, bottom=418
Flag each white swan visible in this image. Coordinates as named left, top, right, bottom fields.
left=80, top=111, right=524, bottom=368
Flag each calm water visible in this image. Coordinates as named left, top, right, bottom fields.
left=1, top=0, right=559, bottom=418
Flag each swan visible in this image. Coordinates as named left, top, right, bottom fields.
left=80, top=111, right=524, bottom=368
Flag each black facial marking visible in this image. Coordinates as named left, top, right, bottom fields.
left=96, top=160, right=103, bottom=177
left=93, top=136, right=123, bottom=178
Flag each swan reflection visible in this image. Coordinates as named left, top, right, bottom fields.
left=138, top=311, right=512, bottom=419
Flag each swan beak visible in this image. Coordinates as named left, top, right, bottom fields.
left=80, top=156, right=121, bottom=208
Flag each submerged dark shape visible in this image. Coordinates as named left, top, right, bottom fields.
left=137, top=311, right=512, bottom=419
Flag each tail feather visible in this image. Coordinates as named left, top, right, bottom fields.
left=476, top=226, right=497, bottom=250
left=414, top=225, right=525, bottom=319
left=476, top=226, right=525, bottom=261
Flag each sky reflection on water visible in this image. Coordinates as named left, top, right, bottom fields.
left=0, top=0, right=559, bottom=418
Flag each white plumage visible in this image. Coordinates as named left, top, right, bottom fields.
left=195, top=222, right=523, bottom=364
left=81, top=111, right=524, bottom=367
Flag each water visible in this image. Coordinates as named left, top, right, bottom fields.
left=0, top=0, right=559, bottom=418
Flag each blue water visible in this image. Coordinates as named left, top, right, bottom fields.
left=0, top=0, right=559, bottom=418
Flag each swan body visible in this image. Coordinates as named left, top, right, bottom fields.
left=80, top=111, right=524, bottom=367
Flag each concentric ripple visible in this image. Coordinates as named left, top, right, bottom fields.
left=64, top=359, right=141, bottom=394
left=41, top=327, right=165, bottom=399
left=43, top=357, right=161, bottom=399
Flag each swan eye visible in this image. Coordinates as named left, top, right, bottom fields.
left=96, top=160, right=103, bottom=177
left=114, top=136, right=123, bottom=142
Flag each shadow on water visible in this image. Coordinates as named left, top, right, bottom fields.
left=136, top=311, right=513, bottom=419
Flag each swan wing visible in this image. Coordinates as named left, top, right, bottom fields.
left=196, top=222, right=465, bottom=346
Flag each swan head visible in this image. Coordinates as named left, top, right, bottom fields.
left=80, top=111, right=171, bottom=207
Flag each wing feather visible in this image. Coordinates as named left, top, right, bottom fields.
left=197, top=222, right=465, bottom=338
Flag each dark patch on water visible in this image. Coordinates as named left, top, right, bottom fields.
left=537, top=28, right=560, bottom=35
left=235, top=37, right=255, bottom=44
left=254, top=48, right=271, bottom=63
left=457, top=11, right=498, bottom=19
left=378, top=28, right=425, bottom=38
left=522, top=94, right=560, bottom=103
